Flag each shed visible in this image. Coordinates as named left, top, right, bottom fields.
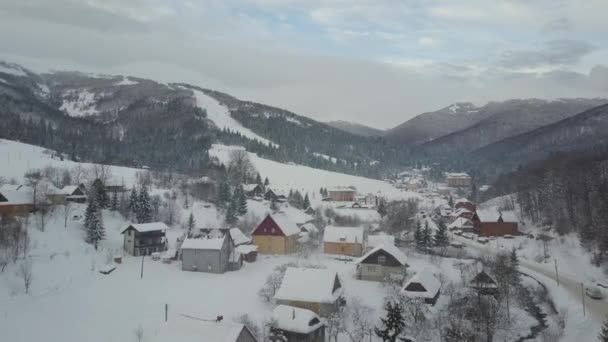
left=400, top=268, right=441, bottom=305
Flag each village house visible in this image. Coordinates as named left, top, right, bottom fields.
left=251, top=214, right=300, bottom=254
left=355, top=244, right=408, bottom=281
left=327, top=186, right=357, bottom=202
left=152, top=316, right=258, bottom=342
left=61, top=184, right=87, bottom=203
left=366, top=234, right=395, bottom=252
left=264, top=188, right=287, bottom=202
left=180, top=228, right=242, bottom=273
left=304, top=207, right=316, bottom=216
left=191, top=176, right=217, bottom=201
left=120, top=222, right=168, bottom=256
left=445, top=172, right=472, bottom=188
left=323, top=226, right=365, bottom=257
left=470, top=270, right=498, bottom=296
left=104, top=184, right=127, bottom=196
left=454, top=198, right=476, bottom=212
left=449, top=207, right=474, bottom=222
left=271, top=305, right=325, bottom=342
left=435, top=203, right=453, bottom=218
left=0, top=188, right=34, bottom=216
left=243, top=184, right=264, bottom=198
left=230, top=227, right=258, bottom=263
left=274, top=267, right=345, bottom=316
left=472, top=210, right=519, bottom=236
left=448, top=217, right=475, bottom=233
left=400, top=268, right=441, bottom=305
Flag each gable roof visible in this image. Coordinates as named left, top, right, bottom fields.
left=181, top=234, right=226, bottom=250
left=299, top=223, right=319, bottom=234
left=242, top=184, right=262, bottom=192
left=0, top=184, right=33, bottom=192
left=0, top=190, right=33, bottom=205
left=152, top=316, right=255, bottom=342
left=400, top=268, right=441, bottom=299
left=448, top=217, right=474, bottom=229
left=252, top=214, right=300, bottom=237
left=356, top=243, right=408, bottom=266
left=450, top=207, right=472, bottom=217
left=229, top=228, right=251, bottom=246
left=274, top=267, right=344, bottom=304
left=367, top=234, right=395, bottom=249
left=470, top=270, right=497, bottom=288
left=323, top=226, right=364, bottom=244
left=121, top=222, right=168, bottom=234
left=272, top=305, right=323, bottom=334
left=328, top=186, right=356, bottom=193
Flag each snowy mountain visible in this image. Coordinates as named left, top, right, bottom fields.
left=326, top=120, right=385, bottom=137
left=385, top=102, right=487, bottom=146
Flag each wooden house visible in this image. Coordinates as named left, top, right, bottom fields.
left=0, top=189, right=34, bottom=216
left=355, top=244, right=408, bottom=281
left=323, top=226, right=364, bottom=257
left=264, top=189, right=287, bottom=202
left=251, top=214, right=300, bottom=254
left=472, top=210, right=519, bottom=236
left=152, top=316, right=258, bottom=342
left=120, top=222, right=168, bottom=256
left=470, top=270, right=498, bottom=296
left=400, top=268, right=441, bottom=305
left=274, top=267, right=344, bottom=316
left=61, top=184, right=87, bottom=203
left=327, top=186, right=356, bottom=202
left=449, top=207, right=474, bottom=222
left=448, top=217, right=475, bottom=233
left=180, top=228, right=241, bottom=273
left=243, top=184, right=264, bottom=198
left=271, top=305, right=325, bottom=342
left=454, top=198, right=476, bottom=212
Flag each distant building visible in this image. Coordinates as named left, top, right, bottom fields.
left=454, top=198, right=476, bottom=212
left=470, top=270, right=498, bottom=296
left=61, top=184, right=88, bottom=203
left=264, top=189, right=287, bottom=202
left=180, top=228, right=241, bottom=273
left=472, top=210, right=519, bottom=236
left=448, top=217, right=475, bottom=232
left=251, top=214, right=300, bottom=254
left=0, top=189, right=34, bottom=216
left=120, top=222, right=168, bottom=256
left=243, top=184, right=264, bottom=198
left=355, top=244, right=408, bottom=281
left=445, top=173, right=472, bottom=188
left=271, top=305, right=325, bottom=342
left=274, top=267, right=344, bottom=316
left=449, top=208, right=474, bottom=222
left=327, top=186, right=357, bottom=202
left=323, top=226, right=364, bottom=257
left=400, top=268, right=441, bottom=305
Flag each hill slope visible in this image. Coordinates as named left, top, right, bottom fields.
left=326, top=120, right=385, bottom=137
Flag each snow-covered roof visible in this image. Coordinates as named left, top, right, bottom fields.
left=198, top=176, right=216, bottom=184
left=455, top=198, right=471, bottom=204
left=236, top=244, right=258, bottom=254
left=499, top=211, right=519, bottom=223
left=230, top=228, right=250, bottom=246
left=0, top=190, right=33, bottom=205
left=448, top=217, right=473, bottom=229
left=61, top=185, right=80, bottom=195
left=401, top=268, right=441, bottom=299
left=277, top=206, right=313, bottom=225
left=121, top=222, right=168, bottom=233
left=242, top=184, right=261, bottom=192
left=475, top=210, right=501, bottom=222
left=445, top=172, right=470, bottom=178
left=151, top=316, right=252, bottom=342
left=299, top=223, right=319, bottom=234
left=367, top=234, right=395, bottom=249
left=181, top=236, right=226, bottom=250
left=328, top=186, right=356, bottom=193
left=450, top=207, right=471, bottom=217
left=0, top=184, right=32, bottom=192
left=274, top=267, right=344, bottom=304
left=323, top=226, right=364, bottom=244
left=270, top=214, right=301, bottom=236
left=356, top=243, right=408, bottom=266
left=271, top=305, right=323, bottom=334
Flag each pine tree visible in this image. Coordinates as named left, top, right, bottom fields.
left=270, top=197, right=278, bottom=212
left=237, top=185, right=248, bottom=216
left=374, top=301, right=408, bottom=342
left=421, top=221, right=432, bottom=253
left=92, top=178, right=109, bottom=209
left=599, top=316, right=608, bottom=342
left=137, top=186, right=152, bottom=223
left=255, top=173, right=262, bottom=185
left=377, top=201, right=387, bottom=218
left=187, top=213, right=195, bottom=232
left=414, top=220, right=423, bottom=250
left=264, top=177, right=269, bottom=186
left=225, top=198, right=238, bottom=225
left=303, top=193, right=310, bottom=209
left=448, top=196, right=454, bottom=208
left=128, top=187, right=138, bottom=219
left=85, top=199, right=105, bottom=245
left=434, top=220, right=449, bottom=247
left=84, top=197, right=98, bottom=235
left=110, top=191, right=118, bottom=211
left=217, top=180, right=231, bottom=209
left=510, top=248, right=521, bottom=285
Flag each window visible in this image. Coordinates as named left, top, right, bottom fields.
left=378, top=255, right=386, bottom=265
left=366, top=265, right=377, bottom=272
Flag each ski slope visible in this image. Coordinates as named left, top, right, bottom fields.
left=192, top=90, right=276, bottom=147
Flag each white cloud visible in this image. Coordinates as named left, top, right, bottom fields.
left=418, top=36, right=438, bottom=47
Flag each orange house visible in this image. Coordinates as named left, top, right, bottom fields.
left=251, top=214, right=300, bottom=255
left=323, top=226, right=365, bottom=257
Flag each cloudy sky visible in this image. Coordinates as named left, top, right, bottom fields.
left=1, top=0, right=607, bottom=128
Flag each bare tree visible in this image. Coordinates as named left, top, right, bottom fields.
left=70, top=164, right=91, bottom=185
left=134, top=324, right=144, bottom=342
left=18, top=258, right=33, bottom=294
left=92, top=164, right=112, bottom=185
left=24, top=169, right=43, bottom=209
left=228, top=149, right=256, bottom=184
left=34, top=182, right=52, bottom=232
left=63, top=202, right=74, bottom=229
left=342, top=297, right=373, bottom=342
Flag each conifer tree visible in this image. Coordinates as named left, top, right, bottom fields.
left=510, top=248, right=521, bottom=285
left=137, top=186, right=152, bottom=223
left=110, top=191, right=118, bottom=211
left=237, top=185, right=248, bottom=216
left=255, top=173, right=262, bottom=185
left=92, top=178, right=109, bottom=209
left=377, top=201, right=387, bottom=218
left=187, top=213, right=195, bottom=232
left=225, top=198, right=238, bottom=225
left=264, top=177, right=269, bottom=186
left=374, top=301, right=408, bottom=342
left=434, top=220, right=449, bottom=247
left=448, top=196, right=454, bottom=208
left=128, top=187, right=138, bottom=219
left=414, top=220, right=423, bottom=250
left=303, top=193, right=310, bottom=209
left=84, top=197, right=98, bottom=235
left=85, top=199, right=105, bottom=245
left=599, top=316, right=608, bottom=342
left=421, top=221, right=432, bottom=253
left=217, top=180, right=231, bottom=209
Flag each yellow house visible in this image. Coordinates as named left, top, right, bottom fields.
left=251, top=214, right=300, bottom=254
left=323, top=226, right=365, bottom=257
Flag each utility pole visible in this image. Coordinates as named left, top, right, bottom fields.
left=165, top=303, right=168, bottom=322
left=580, top=282, right=586, bottom=316
left=554, top=259, right=560, bottom=286
left=140, top=254, right=144, bottom=279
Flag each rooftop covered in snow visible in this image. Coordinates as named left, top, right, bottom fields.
left=323, top=226, right=364, bottom=244
left=120, top=222, right=168, bottom=234
left=274, top=267, right=344, bottom=304
left=271, top=305, right=324, bottom=334
left=356, top=243, right=408, bottom=266
left=400, top=268, right=441, bottom=299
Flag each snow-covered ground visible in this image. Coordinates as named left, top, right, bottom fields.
left=114, top=76, right=138, bottom=86
left=191, top=90, right=276, bottom=147
left=60, top=89, right=101, bottom=117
